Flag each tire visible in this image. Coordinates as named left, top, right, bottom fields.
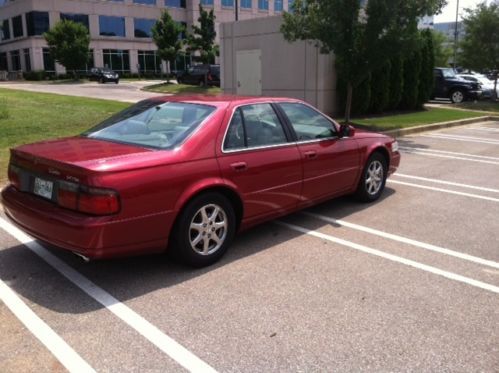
left=450, top=89, right=465, bottom=103
left=100, top=77, right=105, bottom=84
left=355, top=152, right=388, bottom=202
left=199, top=79, right=205, bottom=87
left=115, top=79, right=119, bottom=84
left=170, top=193, right=236, bottom=267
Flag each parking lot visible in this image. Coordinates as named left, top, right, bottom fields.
left=0, top=121, right=498, bottom=372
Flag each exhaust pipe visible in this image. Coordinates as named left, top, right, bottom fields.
left=72, top=251, right=90, bottom=263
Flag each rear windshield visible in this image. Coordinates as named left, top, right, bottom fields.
left=82, top=100, right=216, bottom=149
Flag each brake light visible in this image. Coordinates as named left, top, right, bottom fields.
left=56, top=182, right=120, bottom=215
left=57, top=182, right=78, bottom=210
left=8, top=164, right=21, bottom=189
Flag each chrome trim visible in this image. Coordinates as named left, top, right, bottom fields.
left=72, top=252, right=90, bottom=262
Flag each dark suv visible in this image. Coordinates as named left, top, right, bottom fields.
left=88, top=68, right=120, bottom=84
left=176, top=64, right=220, bottom=87
left=432, top=68, right=481, bottom=103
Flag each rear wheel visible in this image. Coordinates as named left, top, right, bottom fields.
left=355, top=152, right=387, bottom=202
left=170, top=193, right=236, bottom=267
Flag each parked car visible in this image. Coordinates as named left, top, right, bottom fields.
left=88, top=68, right=120, bottom=84
left=1, top=96, right=400, bottom=267
left=176, top=64, right=220, bottom=87
left=432, top=68, right=482, bottom=103
left=458, top=73, right=498, bottom=99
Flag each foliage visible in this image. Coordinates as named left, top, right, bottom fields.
left=186, top=5, right=219, bottom=64
left=143, top=82, right=221, bottom=94
left=418, top=29, right=434, bottom=107
left=43, top=20, right=90, bottom=79
left=401, top=47, right=422, bottom=110
left=23, top=70, right=48, bottom=81
left=152, top=10, right=185, bottom=77
left=370, top=62, right=391, bottom=113
left=281, top=0, right=447, bottom=122
left=431, top=30, right=452, bottom=67
left=352, top=74, right=372, bottom=115
left=388, top=54, right=404, bottom=110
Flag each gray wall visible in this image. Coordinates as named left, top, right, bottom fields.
left=220, top=16, right=338, bottom=115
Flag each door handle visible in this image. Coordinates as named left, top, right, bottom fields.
left=230, top=162, right=247, bottom=172
left=304, top=150, right=318, bottom=159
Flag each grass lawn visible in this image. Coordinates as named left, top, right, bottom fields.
left=143, top=82, right=222, bottom=95
left=0, top=88, right=128, bottom=183
left=455, top=101, right=499, bottom=113
left=350, top=107, right=486, bottom=131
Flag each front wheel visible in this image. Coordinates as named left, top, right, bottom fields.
left=355, top=152, right=387, bottom=202
left=170, top=193, right=236, bottom=267
left=450, top=89, right=465, bottom=103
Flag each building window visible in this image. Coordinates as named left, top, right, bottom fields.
left=26, top=11, right=49, bottom=36
left=178, top=21, right=187, bottom=40
left=165, top=0, right=186, bottom=8
left=240, top=0, right=251, bottom=8
left=0, top=52, right=7, bottom=70
left=258, top=0, right=268, bottom=10
left=23, top=48, right=31, bottom=71
left=134, top=18, right=156, bottom=38
left=103, top=49, right=130, bottom=73
left=12, top=15, right=23, bottom=38
left=287, top=0, right=294, bottom=12
left=99, top=16, right=126, bottom=37
left=222, top=0, right=233, bottom=7
left=60, top=13, right=89, bottom=31
left=10, top=50, right=21, bottom=70
left=275, top=0, right=283, bottom=11
left=43, top=48, right=55, bottom=72
left=134, top=0, right=156, bottom=4
left=200, top=0, right=214, bottom=6
left=137, top=50, right=161, bottom=73
left=1, top=19, right=10, bottom=41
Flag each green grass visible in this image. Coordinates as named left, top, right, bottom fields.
left=351, top=107, right=485, bottom=131
left=0, top=88, right=128, bottom=183
left=455, top=101, right=499, bottom=113
left=143, top=82, right=222, bottom=95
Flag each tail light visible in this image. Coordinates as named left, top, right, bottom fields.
left=57, top=181, right=120, bottom=216
left=8, top=164, right=21, bottom=190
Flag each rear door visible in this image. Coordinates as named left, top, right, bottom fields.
left=217, top=103, right=302, bottom=221
left=276, top=102, right=361, bottom=203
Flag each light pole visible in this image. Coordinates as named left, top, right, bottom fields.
left=235, top=0, right=239, bottom=20
left=453, top=0, right=460, bottom=68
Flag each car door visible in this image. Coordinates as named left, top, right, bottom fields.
left=217, top=103, right=302, bottom=222
left=276, top=102, right=361, bottom=204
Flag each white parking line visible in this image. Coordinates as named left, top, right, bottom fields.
left=421, top=134, right=499, bottom=145
left=430, top=133, right=499, bottom=142
left=276, top=221, right=499, bottom=294
left=0, top=279, right=96, bottom=373
left=398, top=146, right=499, bottom=161
left=393, top=173, right=499, bottom=193
left=399, top=148, right=499, bottom=165
left=301, top=212, right=499, bottom=269
left=387, top=180, right=499, bottom=202
left=0, top=218, right=218, bottom=373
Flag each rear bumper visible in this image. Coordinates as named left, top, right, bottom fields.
left=1, top=185, right=171, bottom=259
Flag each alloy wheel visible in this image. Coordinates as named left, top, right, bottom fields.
left=365, top=160, right=384, bottom=196
left=189, top=204, right=228, bottom=255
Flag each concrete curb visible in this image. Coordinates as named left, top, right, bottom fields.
left=382, top=115, right=499, bottom=137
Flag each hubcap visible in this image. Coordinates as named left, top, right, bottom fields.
left=452, top=91, right=464, bottom=103
left=189, top=204, right=228, bottom=255
left=365, top=160, right=384, bottom=196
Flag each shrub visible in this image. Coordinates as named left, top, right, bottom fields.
left=388, top=55, right=404, bottom=110
left=418, top=29, right=435, bottom=107
left=400, top=47, right=421, bottom=110
left=24, top=70, right=47, bottom=81
left=370, top=61, right=391, bottom=113
left=351, top=73, right=372, bottom=115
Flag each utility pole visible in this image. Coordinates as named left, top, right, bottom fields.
left=235, top=0, right=239, bottom=20
left=453, top=0, right=460, bottom=69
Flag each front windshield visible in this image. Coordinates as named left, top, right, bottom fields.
left=442, top=68, right=457, bottom=78
left=82, top=100, right=216, bottom=149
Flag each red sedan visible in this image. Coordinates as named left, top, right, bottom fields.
left=1, top=96, right=400, bottom=267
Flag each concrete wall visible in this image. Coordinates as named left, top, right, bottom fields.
left=220, top=16, right=338, bottom=115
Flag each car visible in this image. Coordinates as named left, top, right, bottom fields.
left=432, top=68, right=482, bottom=103
left=176, top=64, right=220, bottom=87
left=458, top=73, right=498, bottom=99
left=1, top=96, right=400, bottom=267
left=88, top=67, right=120, bottom=84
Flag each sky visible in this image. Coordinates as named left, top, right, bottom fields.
left=434, top=0, right=489, bottom=23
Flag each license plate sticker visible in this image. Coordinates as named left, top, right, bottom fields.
left=33, top=178, right=53, bottom=200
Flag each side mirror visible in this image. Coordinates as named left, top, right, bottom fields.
left=339, top=124, right=355, bottom=138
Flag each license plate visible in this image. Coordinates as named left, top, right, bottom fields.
left=33, top=177, right=53, bottom=200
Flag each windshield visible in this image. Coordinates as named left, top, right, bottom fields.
left=441, top=68, right=457, bottom=78
left=82, top=100, right=216, bottom=149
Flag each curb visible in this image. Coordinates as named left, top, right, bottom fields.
left=382, top=115, right=499, bottom=137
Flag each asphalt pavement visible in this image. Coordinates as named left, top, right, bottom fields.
left=1, top=121, right=498, bottom=372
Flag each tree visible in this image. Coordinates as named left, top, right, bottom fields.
left=431, top=30, right=452, bottom=67
left=458, top=3, right=499, bottom=99
left=281, top=0, right=447, bottom=122
left=187, top=5, right=219, bottom=64
left=152, top=10, right=185, bottom=81
left=388, top=54, right=404, bottom=110
left=401, top=46, right=422, bottom=110
left=370, top=62, right=391, bottom=113
left=418, top=29, right=434, bottom=107
left=43, top=20, right=90, bottom=79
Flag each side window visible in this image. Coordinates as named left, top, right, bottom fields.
left=224, top=104, right=289, bottom=151
left=278, top=103, right=336, bottom=140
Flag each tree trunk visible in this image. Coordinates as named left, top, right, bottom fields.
left=345, top=82, right=353, bottom=124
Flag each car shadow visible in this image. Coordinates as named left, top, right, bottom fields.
left=0, top=188, right=396, bottom=314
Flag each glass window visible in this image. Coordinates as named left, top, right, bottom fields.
left=26, top=11, right=49, bottom=36
left=278, top=102, right=337, bottom=140
left=43, top=48, right=55, bottom=72
left=23, top=48, right=31, bottom=72
left=274, top=0, right=283, bottom=11
left=60, top=13, right=89, bottom=31
left=133, top=0, right=156, bottom=4
left=83, top=101, right=217, bottom=149
left=10, top=50, right=21, bottom=70
left=165, top=0, right=186, bottom=8
left=0, top=52, right=7, bottom=70
left=258, top=0, right=268, bottom=10
left=12, top=15, right=23, bottom=38
left=99, top=16, right=125, bottom=37
left=201, top=0, right=214, bottom=5
left=287, top=0, right=294, bottom=12
left=240, top=0, right=252, bottom=8
left=137, top=50, right=161, bottom=73
left=1, top=19, right=10, bottom=41
left=134, top=18, right=155, bottom=38
left=224, top=110, right=246, bottom=150
left=103, top=49, right=130, bottom=73
left=222, top=0, right=234, bottom=7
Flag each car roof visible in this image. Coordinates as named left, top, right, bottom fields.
left=148, top=95, right=304, bottom=108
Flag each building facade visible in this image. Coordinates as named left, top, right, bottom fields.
left=0, top=0, right=293, bottom=75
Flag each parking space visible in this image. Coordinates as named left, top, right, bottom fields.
left=1, top=121, right=498, bottom=371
